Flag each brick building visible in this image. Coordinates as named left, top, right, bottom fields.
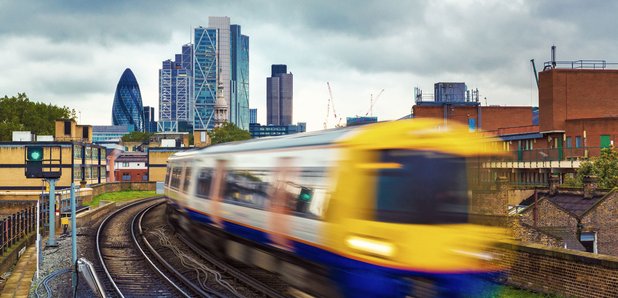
left=481, top=63, right=618, bottom=186
left=114, top=152, right=148, bottom=182
left=516, top=179, right=618, bottom=256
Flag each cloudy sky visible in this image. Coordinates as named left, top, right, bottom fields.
left=1, top=1, right=617, bottom=131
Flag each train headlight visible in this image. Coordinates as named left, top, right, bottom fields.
left=450, top=249, right=494, bottom=261
left=346, top=236, right=395, bottom=258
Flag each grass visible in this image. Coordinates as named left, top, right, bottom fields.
left=85, top=190, right=157, bottom=207
left=497, top=286, right=558, bottom=298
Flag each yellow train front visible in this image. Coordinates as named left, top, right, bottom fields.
left=165, top=119, right=507, bottom=298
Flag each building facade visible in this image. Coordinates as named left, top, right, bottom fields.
left=92, top=124, right=134, bottom=143
left=250, top=108, right=257, bottom=124
left=114, top=152, right=148, bottom=182
left=193, top=17, right=250, bottom=132
left=112, top=68, right=144, bottom=132
left=143, top=106, right=156, bottom=133
left=249, top=122, right=306, bottom=138
left=267, top=64, right=293, bottom=125
left=158, top=44, right=193, bottom=133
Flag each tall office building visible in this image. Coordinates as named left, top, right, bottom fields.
left=143, top=106, right=156, bottom=133
left=193, top=17, right=249, bottom=131
left=250, top=108, right=257, bottom=124
left=267, top=64, right=293, bottom=125
left=158, top=44, right=193, bottom=132
left=112, top=68, right=144, bottom=131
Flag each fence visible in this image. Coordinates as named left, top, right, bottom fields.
left=492, top=146, right=605, bottom=163
left=0, top=200, right=49, bottom=257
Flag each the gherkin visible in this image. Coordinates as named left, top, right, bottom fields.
left=112, top=68, right=144, bottom=131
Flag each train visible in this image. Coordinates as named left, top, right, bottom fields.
left=164, top=119, right=508, bottom=297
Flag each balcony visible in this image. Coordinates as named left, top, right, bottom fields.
left=485, top=147, right=606, bottom=169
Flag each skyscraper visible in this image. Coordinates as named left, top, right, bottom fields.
left=112, top=68, right=144, bottom=131
left=193, top=17, right=249, bottom=131
left=143, top=106, right=156, bottom=133
left=250, top=108, right=257, bottom=124
left=267, top=64, right=293, bottom=125
left=158, top=44, right=193, bottom=132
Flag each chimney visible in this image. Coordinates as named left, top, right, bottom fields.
left=583, top=175, right=597, bottom=199
left=551, top=45, right=556, bottom=68
left=549, top=174, right=560, bottom=196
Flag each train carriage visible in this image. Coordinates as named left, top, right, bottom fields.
left=164, top=119, right=507, bottom=298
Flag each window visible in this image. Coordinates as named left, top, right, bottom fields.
left=580, top=232, right=597, bottom=253
left=170, top=167, right=182, bottom=189
left=82, top=127, right=89, bottom=139
left=122, top=173, right=131, bottom=181
left=575, top=136, right=582, bottom=148
left=165, top=166, right=171, bottom=186
left=566, top=137, right=572, bottom=148
left=196, top=168, right=214, bottom=198
left=142, top=175, right=148, bottom=181
left=374, top=150, right=468, bottom=224
left=182, top=167, right=192, bottom=192
left=64, top=121, right=71, bottom=135
left=224, top=169, right=272, bottom=209
left=122, top=162, right=129, bottom=167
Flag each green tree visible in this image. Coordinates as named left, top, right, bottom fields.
left=574, top=148, right=618, bottom=189
left=0, top=93, right=74, bottom=141
left=121, top=131, right=154, bottom=143
left=207, top=122, right=251, bottom=145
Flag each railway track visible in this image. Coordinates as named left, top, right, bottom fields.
left=96, top=198, right=289, bottom=297
left=96, top=198, right=195, bottom=297
left=142, top=203, right=290, bottom=298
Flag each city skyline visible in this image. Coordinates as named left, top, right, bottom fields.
left=2, top=2, right=618, bottom=131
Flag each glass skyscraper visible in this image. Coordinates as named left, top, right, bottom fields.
left=193, top=26, right=218, bottom=131
left=193, top=17, right=250, bottom=131
left=112, top=68, right=144, bottom=131
left=250, top=108, right=257, bottom=124
left=158, top=44, right=193, bottom=132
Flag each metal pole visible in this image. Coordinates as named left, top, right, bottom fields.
left=70, top=182, right=77, bottom=294
left=47, top=179, right=57, bottom=247
left=36, top=180, right=42, bottom=279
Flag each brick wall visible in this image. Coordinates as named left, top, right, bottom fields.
left=90, top=182, right=155, bottom=197
left=580, top=191, right=618, bottom=256
left=498, top=242, right=618, bottom=297
left=413, top=105, right=533, bottom=131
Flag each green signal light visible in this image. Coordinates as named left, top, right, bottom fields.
left=27, top=147, right=43, bottom=161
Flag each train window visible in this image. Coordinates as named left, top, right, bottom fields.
left=196, top=168, right=214, bottom=199
left=290, top=168, right=329, bottom=219
left=223, top=169, right=272, bottom=209
left=374, top=150, right=469, bottom=224
left=165, top=165, right=171, bottom=186
left=183, top=166, right=192, bottom=192
left=170, top=167, right=182, bottom=189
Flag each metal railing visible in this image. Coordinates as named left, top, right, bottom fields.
left=543, top=60, right=618, bottom=70
left=492, top=147, right=606, bottom=163
left=0, top=201, right=49, bottom=257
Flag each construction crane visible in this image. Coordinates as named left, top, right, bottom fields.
left=323, top=82, right=342, bottom=129
left=365, top=89, right=384, bottom=117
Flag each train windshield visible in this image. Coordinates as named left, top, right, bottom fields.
left=375, top=150, right=469, bottom=224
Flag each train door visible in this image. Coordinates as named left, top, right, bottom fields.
left=268, top=157, right=297, bottom=250
left=209, top=159, right=227, bottom=228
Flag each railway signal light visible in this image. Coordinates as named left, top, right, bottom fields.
left=25, top=146, right=44, bottom=178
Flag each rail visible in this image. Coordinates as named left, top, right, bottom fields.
left=0, top=201, right=49, bottom=257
